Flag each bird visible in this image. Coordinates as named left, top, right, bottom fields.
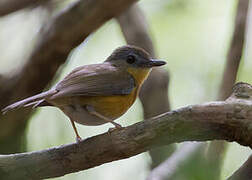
left=2, top=45, right=166, bottom=142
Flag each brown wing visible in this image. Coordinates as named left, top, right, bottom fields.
left=50, top=63, right=135, bottom=99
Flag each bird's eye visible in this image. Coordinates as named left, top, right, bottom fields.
left=126, top=55, right=136, bottom=64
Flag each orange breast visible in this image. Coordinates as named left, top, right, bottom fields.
left=77, top=87, right=138, bottom=119
left=80, top=68, right=151, bottom=119
left=127, top=67, right=151, bottom=87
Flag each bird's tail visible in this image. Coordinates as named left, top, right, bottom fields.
left=1, top=89, right=57, bottom=114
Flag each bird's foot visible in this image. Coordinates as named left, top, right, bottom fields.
left=108, top=123, right=123, bottom=133
left=75, top=136, right=82, bottom=143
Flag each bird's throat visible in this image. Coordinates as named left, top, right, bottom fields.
left=127, top=67, right=151, bottom=87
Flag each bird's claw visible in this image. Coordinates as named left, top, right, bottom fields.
left=75, top=136, right=82, bottom=143
left=108, top=124, right=123, bottom=133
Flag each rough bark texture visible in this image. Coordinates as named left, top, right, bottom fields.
left=227, top=1, right=252, bottom=179
left=218, top=0, right=249, bottom=101
left=0, top=0, right=138, bottom=154
left=117, top=4, right=174, bottom=169
left=0, top=82, right=252, bottom=180
left=207, top=0, right=249, bottom=178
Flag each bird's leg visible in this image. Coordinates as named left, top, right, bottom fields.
left=86, top=105, right=122, bottom=129
left=69, top=118, right=82, bottom=143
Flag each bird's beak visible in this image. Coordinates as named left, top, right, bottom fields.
left=146, top=59, right=166, bottom=67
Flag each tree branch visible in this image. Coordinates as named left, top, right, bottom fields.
left=218, top=0, right=249, bottom=101
left=1, top=82, right=252, bottom=180
left=207, top=0, right=249, bottom=178
left=117, top=4, right=156, bottom=57
left=154, top=0, right=250, bottom=178
left=117, top=3, right=170, bottom=118
left=0, top=0, right=49, bottom=16
left=117, top=4, right=174, bottom=169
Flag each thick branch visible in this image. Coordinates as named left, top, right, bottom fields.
left=218, top=0, right=249, bottom=100
left=117, top=4, right=173, bottom=169
left=161, top=0, right=250, bottom=178
left=117, top=3, right=170, bottom=119
left=227, top=1, right=252, bottom=179
left=1, top=82, right=252, bottom=180
left=207, top=0, right=249, bottom=178
left=117, top=4, right=156, bottom=57
left=0, top=0, right=49, bottom=16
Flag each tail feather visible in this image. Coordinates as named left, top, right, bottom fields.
left=1, top=89, right=57, bottom=114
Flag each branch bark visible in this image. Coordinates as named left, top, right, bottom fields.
left=207, top=0, right=249, bottom=178
left=218, top=0, right=249, bottom=101
left=117, top=4, right=174, bottom=169
left=0, top=0, right=49, bottom=16
left=151, top=0, right=250, bottom=179
left=0, top=0, right=138, bottom=153
left=1, top=82, right=252, bottom=180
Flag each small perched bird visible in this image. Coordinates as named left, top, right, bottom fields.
left=2, top=45, right=166, bottom=142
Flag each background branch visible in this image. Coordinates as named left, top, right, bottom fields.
left=207, top=0, right=249, bottom=178
left=117, top=4, right=175, bottom=170
left=218, top=0, right=249, bottom=101
left=146, top=142, right=202, bottom=180
left=149, top=0, right=250, bottom=179
left=0, top=82, right=252, bottom=180
left=0, top=0, right=49, bottom=16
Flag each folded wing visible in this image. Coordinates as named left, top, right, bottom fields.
left=51, top=63, right=135, bottom=99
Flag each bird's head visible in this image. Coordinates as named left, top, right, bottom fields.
left=105, top=45, right=166, bottom=69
